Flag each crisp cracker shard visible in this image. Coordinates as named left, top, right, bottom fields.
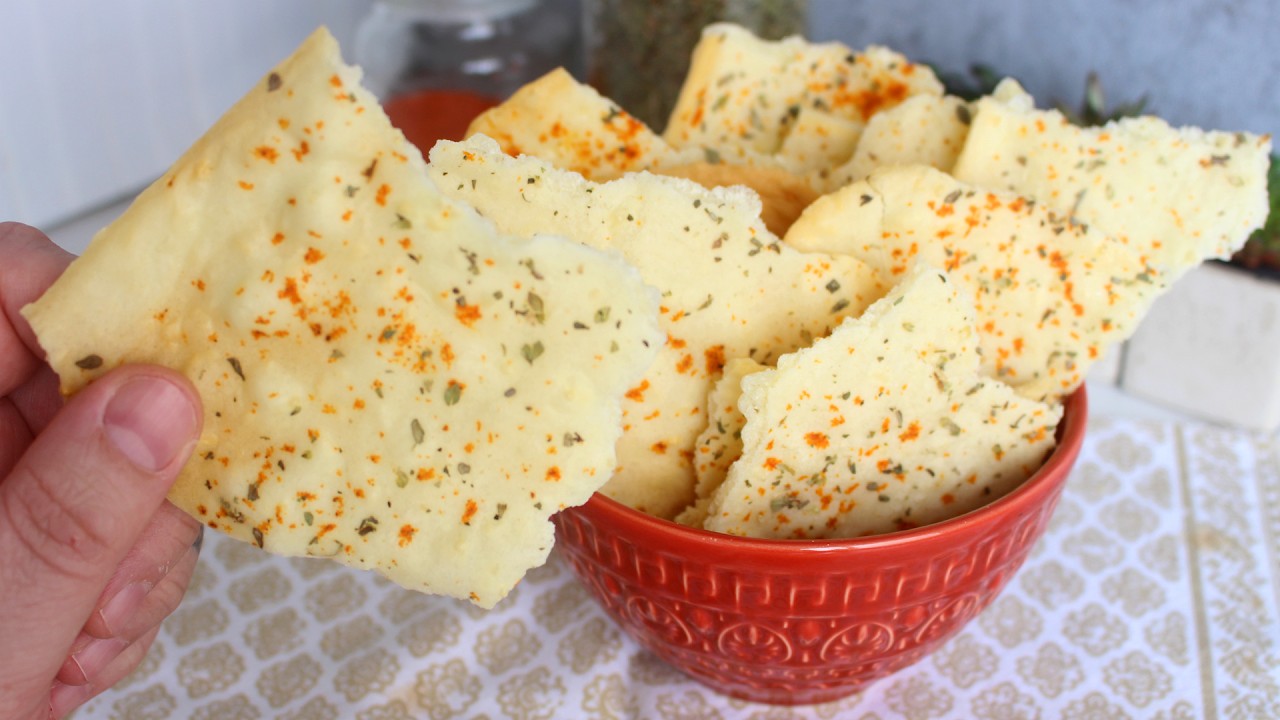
left=22, top=28, right=662, bottom=608
left=663, top=23, right=944, bottom=175
left=675, top=357, right=765, bottom=528
left=952, top=79, right=1272, bottom=280
left=466, top=67, right=672, bottom=181
left=701, top=264, right=1063, bottom=539
left=785, top=164, right=1162, bottom=401
left=827, top=93, right=972, bottom=189
left=427, top=135, right=886, bottom=519
left=465, top=67, right=819, bottom=237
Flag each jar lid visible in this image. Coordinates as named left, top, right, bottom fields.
left=375, top=0, right=538, bottom=24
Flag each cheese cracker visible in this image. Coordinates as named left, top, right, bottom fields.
left=702, top=264, right=1062, bottom=539
left=428, top=136, right=887, bottom=518
left=952, top=80, right=1271, bottom=279
left=785, top=164, right=1161, bottom=401
left=663, top=23, right=944, bottom=175
left=23, top=28, right=663, bottom=607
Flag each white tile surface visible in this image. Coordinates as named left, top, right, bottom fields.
left=1123, top=262, right=1280, bottom=433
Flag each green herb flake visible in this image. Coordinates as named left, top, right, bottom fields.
left=527, top=292, right=546, bottom=323
left=444, top=382, right=463, bottom=406
left=75, top=354, right=104, bottom=370
left=940, top=417, right=963, bottom=436
left=227, top=356, right=245, bottom=380
left=411, top=419, right=425, bottom=447
left=521, top=341, right=545, bottom=364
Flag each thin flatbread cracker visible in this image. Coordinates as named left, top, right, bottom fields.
left=663, top=23, right=943, bottom=173
left=466, top=68, right=671, bottom=181
left=702, top=264, right=1062, bottom=539
left=675, top=357, right=766, bottom=527
left=22, top=28, right=662, bottom=607
left=828, top=93, right=971, bottom=190
left=785, top=164, right=1161, bottom=401
left=428, top=135, right=887, bottom=518
left=952, top=80, right=1271, bottom=278
left=654, top=161, right=820, bottom=236
left=464, top=67, right=819, bottom=236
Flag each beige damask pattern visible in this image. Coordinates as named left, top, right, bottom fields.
left=71, top=417, right=1279, bottom=719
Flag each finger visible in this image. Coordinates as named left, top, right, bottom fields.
left=0, top=365, right=201, bottom=701
left=9, top=361, right=64, bottom=435
left=57, top=530, right=201, bottom=686
left=0, top=222, right=74, bottom=397
left=0, top=396, right=35, bottom=479
left=83, top=501, right=203, bottom=640
left=49, top=624, right=163, bottom=720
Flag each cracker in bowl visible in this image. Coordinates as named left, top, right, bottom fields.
left=700, top=264, right=1062, bottom=539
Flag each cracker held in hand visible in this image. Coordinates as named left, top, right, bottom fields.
left=428, top=136, right=886, bottom=518
left=785, top=164, right=1161, bottom=401
left=22, top=28, right=662, bottom=608
left=952, top=79, right=1272, bottom=280
left=701, top=264, right=1063, bottom=539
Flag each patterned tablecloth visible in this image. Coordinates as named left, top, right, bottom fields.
left=71, top=414, right=1280, bottom=720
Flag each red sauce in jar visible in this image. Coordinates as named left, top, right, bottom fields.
left=382, top=89, right=499, bottom=153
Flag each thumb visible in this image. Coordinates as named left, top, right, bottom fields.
left=0, top=366, right=201, bottom=705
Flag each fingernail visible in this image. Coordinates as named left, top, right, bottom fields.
left=98, top=582, right=151, bottom=637
left=50, top=679, right=96, bottom=717
left=66, top=638, right=127, bottom=681
left=103, top=376, right=198, bottom=472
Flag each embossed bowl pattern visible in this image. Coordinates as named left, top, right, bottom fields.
left=552, top=388, right=1087, bottom=705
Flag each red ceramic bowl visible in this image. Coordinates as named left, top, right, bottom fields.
left=553, top=387, right=1087, bottom=705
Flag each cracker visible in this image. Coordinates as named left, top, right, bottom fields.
left=22, top=28, right=663, bottom=607
left=463, top=67, right=820, bottom=236
left=675, top=357, right=766, bottom=527
left=663, top=23, right=943, bottom=173
left=654, top=161, right=820, bottom=236
left=702, top=264, right=1062, bottom=539
left=785, top=164, right=1160, bottom=401
left=465, top=68, right=671, bottom=181
left=952, top=80, right=1272, bottom=279
left=827, top=93, right=971, bottom=190
left=428, top=136, right=887, bottom=518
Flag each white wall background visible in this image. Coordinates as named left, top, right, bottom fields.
left=0, top=0, right=1275, bottom=236
left=807, top=0, right=1278, bottom=140
left=0, top=1, right=372, bottom=230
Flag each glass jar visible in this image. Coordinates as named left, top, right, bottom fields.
left=585, top=0, right=807, bottom=131
left=355, top=0, right=584, bottom=152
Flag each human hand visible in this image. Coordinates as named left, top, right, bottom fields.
left=0, top=223, right=205, bottom=719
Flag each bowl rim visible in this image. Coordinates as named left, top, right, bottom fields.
left=559, top=385, right=1088, bottom=557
